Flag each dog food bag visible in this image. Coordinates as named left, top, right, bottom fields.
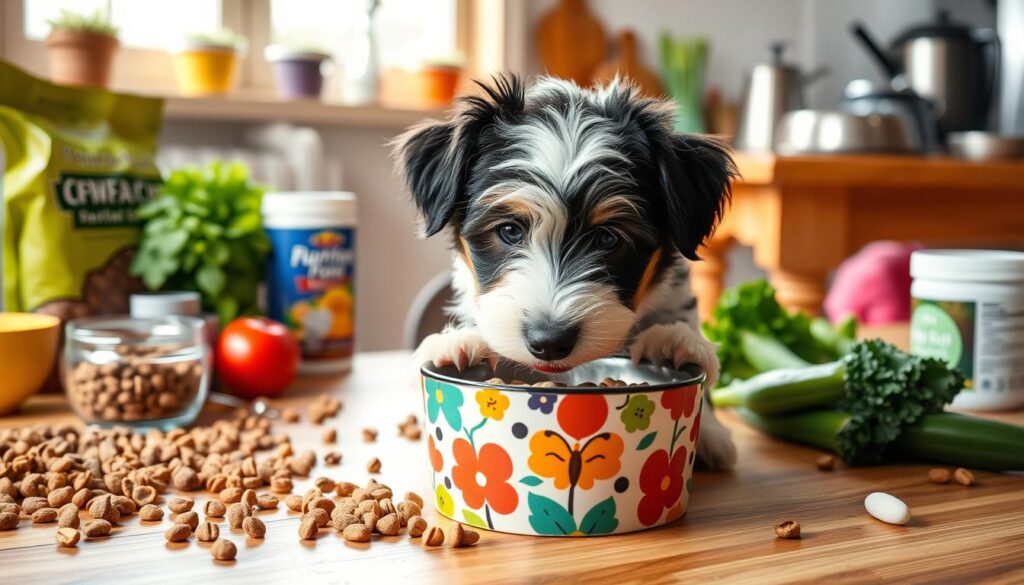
left=0, top=61, right=164, bottom=383
left=262, top=191, right=357, bottom=373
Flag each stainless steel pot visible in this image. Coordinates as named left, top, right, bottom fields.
left=841, top=80, right=940, bottom=152
left=734, top=42, right=826, bottom=152
left=851, top=11, right=1000, bottom=136
left=773, top=110, right=913, bottom=155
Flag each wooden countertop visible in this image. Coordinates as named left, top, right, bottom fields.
left=2, top=351, right=1023, bottom=584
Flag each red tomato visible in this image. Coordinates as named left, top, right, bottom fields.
left=216, top=317, right=300, bottom=397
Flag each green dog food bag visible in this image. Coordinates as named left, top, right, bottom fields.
left=0, top=60, right=164, bottom=321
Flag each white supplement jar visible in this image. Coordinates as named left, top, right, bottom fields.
left=910, top=250, right=1024, bottom=411
left=262, top=192, right=357, bottom=374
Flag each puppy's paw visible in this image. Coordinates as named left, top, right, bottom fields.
left=415, top=328, right=494, bottom=372
left=696, top=409, right=738, bottom=470
left=630, top=322, right=720, bottom=387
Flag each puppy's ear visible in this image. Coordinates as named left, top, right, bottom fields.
left=651, top=133, right=736, bottom=260
left=393, top=74, right=525, bottom=237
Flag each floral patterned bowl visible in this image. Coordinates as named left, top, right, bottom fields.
left=420, top=357, right=705, bottom=536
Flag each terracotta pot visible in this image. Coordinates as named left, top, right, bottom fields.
left=421, top=64, right=461, bottom=106
left=45, top=29, right=119, bottom=87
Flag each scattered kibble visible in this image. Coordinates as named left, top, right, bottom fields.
left=406, top=516, right=427, bottom=538
left=204, top=500, right=226, bottom=518
left=56, top=527, right=81, bottom=547
left=82, top=519, right=112, bottom=538
left=211, top=538, right=237, bottom=561
left=196, top=521, right=219, bottom=542
left=243, top=516, right=266, bottom=539
left=0, top=512, right=19, bottom=530
left=362, top=428, right=378, bottom=442
left=954, top=468, right=975, bottom=486
left=448, top=523, right=480, bottom=547
left=324, top=451, right=342, bottom=465
left=928, top=468, right=951, bottom=484
left=165, top=523, right=192, bottom=542
left=322, top=428, right=337, bottom=444
left=774, top=520, right=801, bottom=539
left=282, top=408, right=300, bottom=423
left=139, top=504, right=163, bottom=521
left=342, top=523, right=372, bottom=542
left=816, top=455, right=835, bottom=471
left=423, top=525, right=445, bottom=547
left=226, top=503, right=251, bottom=529
left=175, top=510, right=200, bottom=530
left=57, top=504, right=80, bottom=529
left=298, top=516, right=319, bottom=541
left=367, top=457, right=382, bottom=474
left=32, top=507, right=58, bottom=524
left=169, top=497, right=194, bottom=514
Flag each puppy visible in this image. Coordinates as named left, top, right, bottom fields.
left=394, top=75, right=738, bottom=469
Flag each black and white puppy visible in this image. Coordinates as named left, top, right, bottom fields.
left=394, top=75, right=738, bottom=469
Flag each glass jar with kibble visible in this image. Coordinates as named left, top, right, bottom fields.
left=63, top=316, right=209, bottom=429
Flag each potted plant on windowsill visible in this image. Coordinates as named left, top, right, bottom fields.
left=264, top=43, right=332, bottom=100
left=172, top=29, right=247, bottom=97
left=44, top=8, right=120, bottom=87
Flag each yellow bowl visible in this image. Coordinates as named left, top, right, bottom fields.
left=0, top=313, right=61, bottom=415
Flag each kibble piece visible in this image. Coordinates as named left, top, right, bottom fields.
left=332, top=512, right=360, bottom=532
left=403, top=492, right=424, bottom=509
left=774, top=520, right=801, bottom=539
left=0, top=512, right=19, bottom=530
left=298, top=516, right=319, bottom=540
left=449, top=523, right=481, bottom=547
left=131, top=485, right=158, bottom=507
left=0, top=503, right=20, bottom=516
left=112, top=496, right=136, bottom=516
left=58, top=504, right=80, bottom=529
left=47, top=486, right=74, bottom=508
left=89, top=495, right=120, bottom=524
left=241, top=489, right=258, bottom=509
left=139, top=504, right=164, bottom=521
left=361, top=512, right=378, bottom=532
left=398, top=501, right=422, bottom=522
left=32, top=508, right=58, bottom=523
left=270, top=477, right=293, bottom=494
left=22, top=497, right=48, bottom=515
left=243, top=516, right=266, bottom=539
left=196, top=521, right=219, bottom=542
left=211, top=538, right=237, bottom=561
left=220, top=487, right=243, bottom=503
left=172, top=467, right=201, bottom=491
left=307, top=507, right=330, bottom=528
left=376, top=513, right=401, bottom=536
left=342, top=523, right=371, bottom=543
left=175, top=510, right=200, bottom=530
left=370, top=487, right=393, bottom=501
left=165, top=523, right=192, bottom=542
left=282, top=408, right=300, bottom=423
left=56, top=527, right=80, bottom=547
left=169, top=497, right=194, bottom=514
left=816, top=455, right=835, bottom=471
left=324, top=451, right=342, bottom=465
left=335, top=482, right=357, bottom=498
left=82, top=519, right=112, bottom=538
left=204, top=500, right=226, bottom=518
left=865, top=492, right=911, bottom=525
left=366, top=457, right=382, bottom=473
left=954, top=468, right=975, bottom=486
left=322, top=428, right=337, bottom=444
left=255, top=494, right=279, bottom=510
left=226, top=503, right=251, bottom=529
left=407, top=515, right=427, bottom=538
left=357, top=499, right=382, bottom=517
left=362, top=428, right=378, bottom=442
left=423, top=525, right=445, bottom=547
left=285, top=494, right=303, bottom=512
left=928, top=468, right=952, bottom=484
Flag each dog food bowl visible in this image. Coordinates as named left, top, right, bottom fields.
left=420, top=357, right=705, bottom=536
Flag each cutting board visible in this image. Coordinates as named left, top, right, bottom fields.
left=591, top=30, right=663, bottom=97
left=537, top=0, right=606, bottom=84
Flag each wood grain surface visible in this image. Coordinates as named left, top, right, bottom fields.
left=2, top=351, right=1022, bottom=584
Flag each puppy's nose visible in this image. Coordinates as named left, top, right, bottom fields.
left=525, top=323, right=580, bottom=361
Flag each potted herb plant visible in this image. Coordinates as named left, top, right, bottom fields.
left=264, top=43, right=332, bottom=99
left=44, top=8, right=119, bottom=87
left=172, top=29, right=247, bottom=97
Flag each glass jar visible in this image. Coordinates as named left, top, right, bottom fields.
left=64, top=315, right=209, bottom=429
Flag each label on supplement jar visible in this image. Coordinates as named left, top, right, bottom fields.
left=266, top=226, right=355, bottom=361
left=911, top=298, right=1024, bottom=399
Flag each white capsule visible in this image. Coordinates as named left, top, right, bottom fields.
left=864, top=492, right=911, bottom=525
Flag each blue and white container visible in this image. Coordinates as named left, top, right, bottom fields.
left=262, top=192, right=357, bottom=373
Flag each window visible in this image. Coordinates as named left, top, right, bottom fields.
left=23, top=0, right=223, bottom=50
left=269, top=0, right=459, bottom=70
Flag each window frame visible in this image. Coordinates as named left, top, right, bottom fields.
left=0, top=0, right=522, bottom=105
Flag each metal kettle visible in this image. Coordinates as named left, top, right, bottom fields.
left=851, top=11, right=1000, bottom=135
left=734, top=43, right=825, bottom=152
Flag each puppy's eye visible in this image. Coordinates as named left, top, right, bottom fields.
left=496, top=223, right=525, bottom=246
left=594, top=227, right=620, bottom=251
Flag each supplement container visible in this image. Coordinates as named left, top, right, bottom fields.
left=64, top=315, right=209, bottom=429
left=262, top=192, right=356, bottom=373
left=910, top=250, right=1024, bottom=411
